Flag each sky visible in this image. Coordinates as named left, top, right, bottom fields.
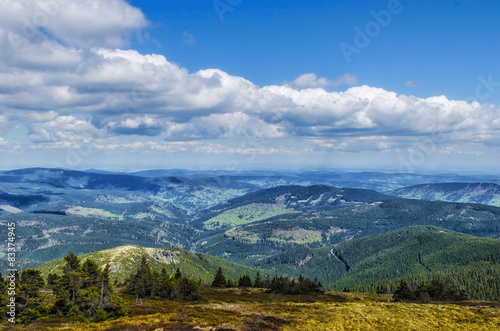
left=1, top=0, right=500, bottom=172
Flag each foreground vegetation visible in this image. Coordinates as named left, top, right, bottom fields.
left=2, top=287, right=499, bottom=330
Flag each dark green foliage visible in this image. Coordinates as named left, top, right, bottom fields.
left=253, top=271, right=264, bottom=288
left=125, top=256, right=153, bottom=298
left=393, top=279, right=414, bottom=301
left=17, top=269, right=47, bottom=323
left=174, top=268, right=182, bottom=279
left=47, top=273, right=60, bottom=285
left=125, top=255, right=201, bottom=301
left=268, top=274, right=323, bottom=295
left=250, top=226, right=500, bottom=302
left=376, top=285, right=387, bottom=294
left=414, top=279, right=468, bottom=301
left=198, top=197, right=500, bottom=265
left=393, top=278, right=468, bottom=302
left=211, top=267, right=227, bottom=287
left=53, top=252, right=127, bottom=321
left=238, top=275, right=252, bottom=287
left=176, top=277, right=202, bottom=300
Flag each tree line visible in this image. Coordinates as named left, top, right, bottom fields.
left=341, top=263, right=499, bottom=302
left=0, top=252, right=201, bottom=324
left=392, top=278, right=468, bottom=302
left=210, top=267, right=324, bottom=295
left=0, top=253, right=325, bottom=324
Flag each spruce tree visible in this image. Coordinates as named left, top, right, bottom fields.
left=18, top=269, right=46, bottom=323
left=393, top=279, right=414, bottom=301
left=238, top=275, right=252, bottom=287
left=253, top=271, right=263, bottom=288
left=53, top=252, right=126, bottom=320
left=211, top=267, right=227, bottom=287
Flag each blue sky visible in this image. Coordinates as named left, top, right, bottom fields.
left=0, top=0, right=500, bottom=172
left=130, top=0, right=500, bottom=103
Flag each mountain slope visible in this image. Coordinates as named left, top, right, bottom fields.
left=195, top=185, right=393, bottom=230
left=389, top=182, right=500, bottom=207
left=196, top=197, right=500, bottom=263
left=256, top=226, right=500, bottom=300
left=37, top=244, right=260, bottom=283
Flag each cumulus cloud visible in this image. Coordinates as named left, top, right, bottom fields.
left=27, top=115, right=102, bottom=143
left=0, top=0, right=148, bottom=49
left=165, top=112, right=284, bottom=140
left=107, top=116, right=163, bottom=136
left=1, top=0, right=500, bottom=167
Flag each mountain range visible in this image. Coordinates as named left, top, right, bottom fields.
left=389, top=182, right=500, bottom=207
left=1, top=168, right=499, bottom=301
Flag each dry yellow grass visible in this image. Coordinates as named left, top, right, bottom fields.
left=4, top=288, right=499, bottom=330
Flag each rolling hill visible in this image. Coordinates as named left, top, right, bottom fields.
left=36, top=226, right=500, bottom=301
left=255, top=226, right=500, bottom=300
left=196, top=192, right=500, bottom=264
left=37, top=244, right=260, bottom=284
left=389, top=182, right=500, bottom=207
left=195, top=184, right=393, bottom=230
left=2, top=167, right=500, bottom=298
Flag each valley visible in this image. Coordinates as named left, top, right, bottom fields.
left=1, top=167, right=500, bottom=328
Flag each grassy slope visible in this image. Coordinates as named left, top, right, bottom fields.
left=37, top=245, right=260, bottom=283
left=5, top=288, right=500, bottom=330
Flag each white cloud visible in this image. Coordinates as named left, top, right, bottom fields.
left=0, top=0, right=500, bottom=168
left=0, top=0, right=148, bottom=49
left=165, top=112, right=284, bottom=140
left=107, top=116, right=163, bottom=136
left=288, top=73, right=358, bottom=89
left=27, top=115, right=102, bottom=143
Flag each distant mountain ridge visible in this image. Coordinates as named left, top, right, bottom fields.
left=389, top=182, right=500, bottom=207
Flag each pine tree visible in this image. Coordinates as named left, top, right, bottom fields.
left=81, top=258, right=101, bottom=288
left=47, top=273, right=60, bottom=285
left=53, top=252, right=126, bottom=320
left=238, top=275, right=252, bottom=287
left=253, top=271, right=263, bottom=288
left=393, top=279, right=414, bottom=301
left=53, top=252, right=82, bottom=315
left=126, top=255, right=153, bottom=298
left=211, top=267, right=227, bottom=287
left=157, top=268, right=176, bottom=299
left=18, top=269, right=46, bottom=323
left=176, top=278, right=202, bottom=301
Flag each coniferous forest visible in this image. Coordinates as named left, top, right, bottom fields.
left=1, top=169, right=500, bottom=330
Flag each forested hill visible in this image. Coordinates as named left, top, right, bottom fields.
left=254, top=226, right=500, bottom=301
left=37, top=245, right=259, bottom=284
